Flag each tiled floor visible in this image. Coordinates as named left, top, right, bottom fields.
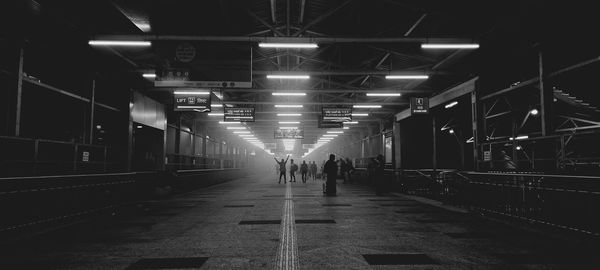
left=1, top=173, right=598, bottom=269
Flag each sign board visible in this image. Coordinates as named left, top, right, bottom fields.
left=264, top=143, right=277, bottom=149
left=155, top=42, right=252, bottom=88
left=302, top=144, right=314, bottom=150
left=483, top=150, right=491, bottom=161
left=82, top=151, right=90, bottom=162
left=410, top=97, right=429, bottom=114
left=175, top=42, right=196, bottom=63
left=174, top=94, right=211, bottom=112
left=274, top=128, right=304, bottom=139
left=322, top=107, right=352, bottom=122
left=224, top=107, right=255, bottom=122
left=318, top=117, right=343, bottom=128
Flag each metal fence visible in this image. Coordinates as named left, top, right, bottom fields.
left=0, top=136, right=125, bottom=177
left=396, top=169, right=600, bottom=237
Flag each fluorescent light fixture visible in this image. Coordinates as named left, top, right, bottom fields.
left=279, top=121, right=300, bottom=124
left=173, top=91, right=210, bottom=95
left=327, top=131, right=344, bottom=134
left=385, top=75, right=429, bottom=80
left=445, top=101, right=458, bottom=109
left=142, top=73, right=156, bottom=78
left=238, top=135, right=254, bottom=137
left=275, top=104, right=303, bottom=108
left=343, top=127, right=350, bottom=129
left=352, top=113, right=368, bottom=116
left=135, top=23, right=151, bottom=32
left=344, top=121, right=358, bottom=124
left=219, top=121, right=241, bottom=124
left=279, top=127, right=298, bottom=129
left=323, top=134, right=338, bottom=137
left=136, top=125, right=143, bottom=129
left=366, top=93, right=401, bottom=97
left=353, top=105, right=381, bottom=108
left=259, top=43, right=318, bottom=49
left=88, top=40, right=151, bottom=46
left=207, top=113, right=224, bottom=116
left=272, top=92, right=306, bottom=96
left=421, top=43, right=480, bottom=49
left=226, top=127, right=246, bottom=130
left=212, top=104, right=223, bottom=107
left=277, top=113, right=302, bottom=116
left=515, top=135, right=529, bottom=140
left=267, top=75, right=310, bottom=79
left=233, top=131, right=251, bottom=134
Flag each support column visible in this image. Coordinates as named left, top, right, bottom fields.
left=432, top=115, right=437, bottom=176
left=127, top=91, right=134, bottom=172
left=471, top=91, right=480, bottom=170
left=392, top=121, right=402, bottom=170
left=88, top=79, right=96, bottom=144
left=14, top=47, right=24, bottom=137
left=539, top=50, right=553, bottom=136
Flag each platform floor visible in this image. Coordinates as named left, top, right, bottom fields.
left=1, top=173, right=599, bottom=269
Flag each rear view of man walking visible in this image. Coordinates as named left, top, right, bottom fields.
left=324, top=154, right=338, bottom=195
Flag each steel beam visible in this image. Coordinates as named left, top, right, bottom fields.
left=270, top=0, right=277, bottom=23
left=93, top=35, right=474, bottom=44
left=247, top=10, right=285, bottom=36
left=293, top=0, right=354, bottom=36
left=404, top=13, right=427, bottom=36
left=253, top=70, right=449, bottom=76
left=15, top=47, right=24, bottom=136
left=299, top=0, right=306, bottom=24
left=217, top=101, right=406, bottom=105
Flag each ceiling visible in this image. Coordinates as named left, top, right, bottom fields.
left=11, top=0, right=592, bottom=155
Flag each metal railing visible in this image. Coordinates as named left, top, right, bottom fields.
left=395, top=169, right=600, bottom=237
left=0, top=172, right=145, bottom=236
left=0, top=136, right=125, bottom=177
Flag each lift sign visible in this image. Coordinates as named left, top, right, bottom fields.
left=174, top=95, right=211, bottom=112
left=410, top=97, right=429, bottom=114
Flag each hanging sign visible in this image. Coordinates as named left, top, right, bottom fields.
left=410, top=97, right=429, bottom=114
left=224, top=107, right=255, bottom=122
left=302, top=144, right=314, bottom=149
left=274, top=128, right=304, bottom=139
left=483, top=150, right=492, bottom=161
left=318, top=117, right=343, bottom=128
left=322, top=107, right=352, bottom=122
left=174, top=94, right=211, bottom=112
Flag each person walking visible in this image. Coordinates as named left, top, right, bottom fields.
left=310, top=161, right=318, bottom=180
left=345, top=158, right=355, bottom=183
left=324, top=154, right=338, bottom=195
left=289, top=159, right=298, bottom=182
left=340, top=158, right=348, bottom=183
left=373, top=154, right=385, bottom=195
left=274, top=155, right=290, bottom=184
left=300, top=160, right=309, bottom=183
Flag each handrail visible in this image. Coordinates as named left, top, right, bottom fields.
left=0, top=172, right=136, bottom=181
left=175, top=168, right=244, bottom=173
left=462, top=171, right=600, bottom=180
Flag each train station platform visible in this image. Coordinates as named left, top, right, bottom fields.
left=1, top=173, right=599, bottom=269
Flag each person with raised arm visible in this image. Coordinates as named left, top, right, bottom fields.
left=274, top=155, right=290, bottom=184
